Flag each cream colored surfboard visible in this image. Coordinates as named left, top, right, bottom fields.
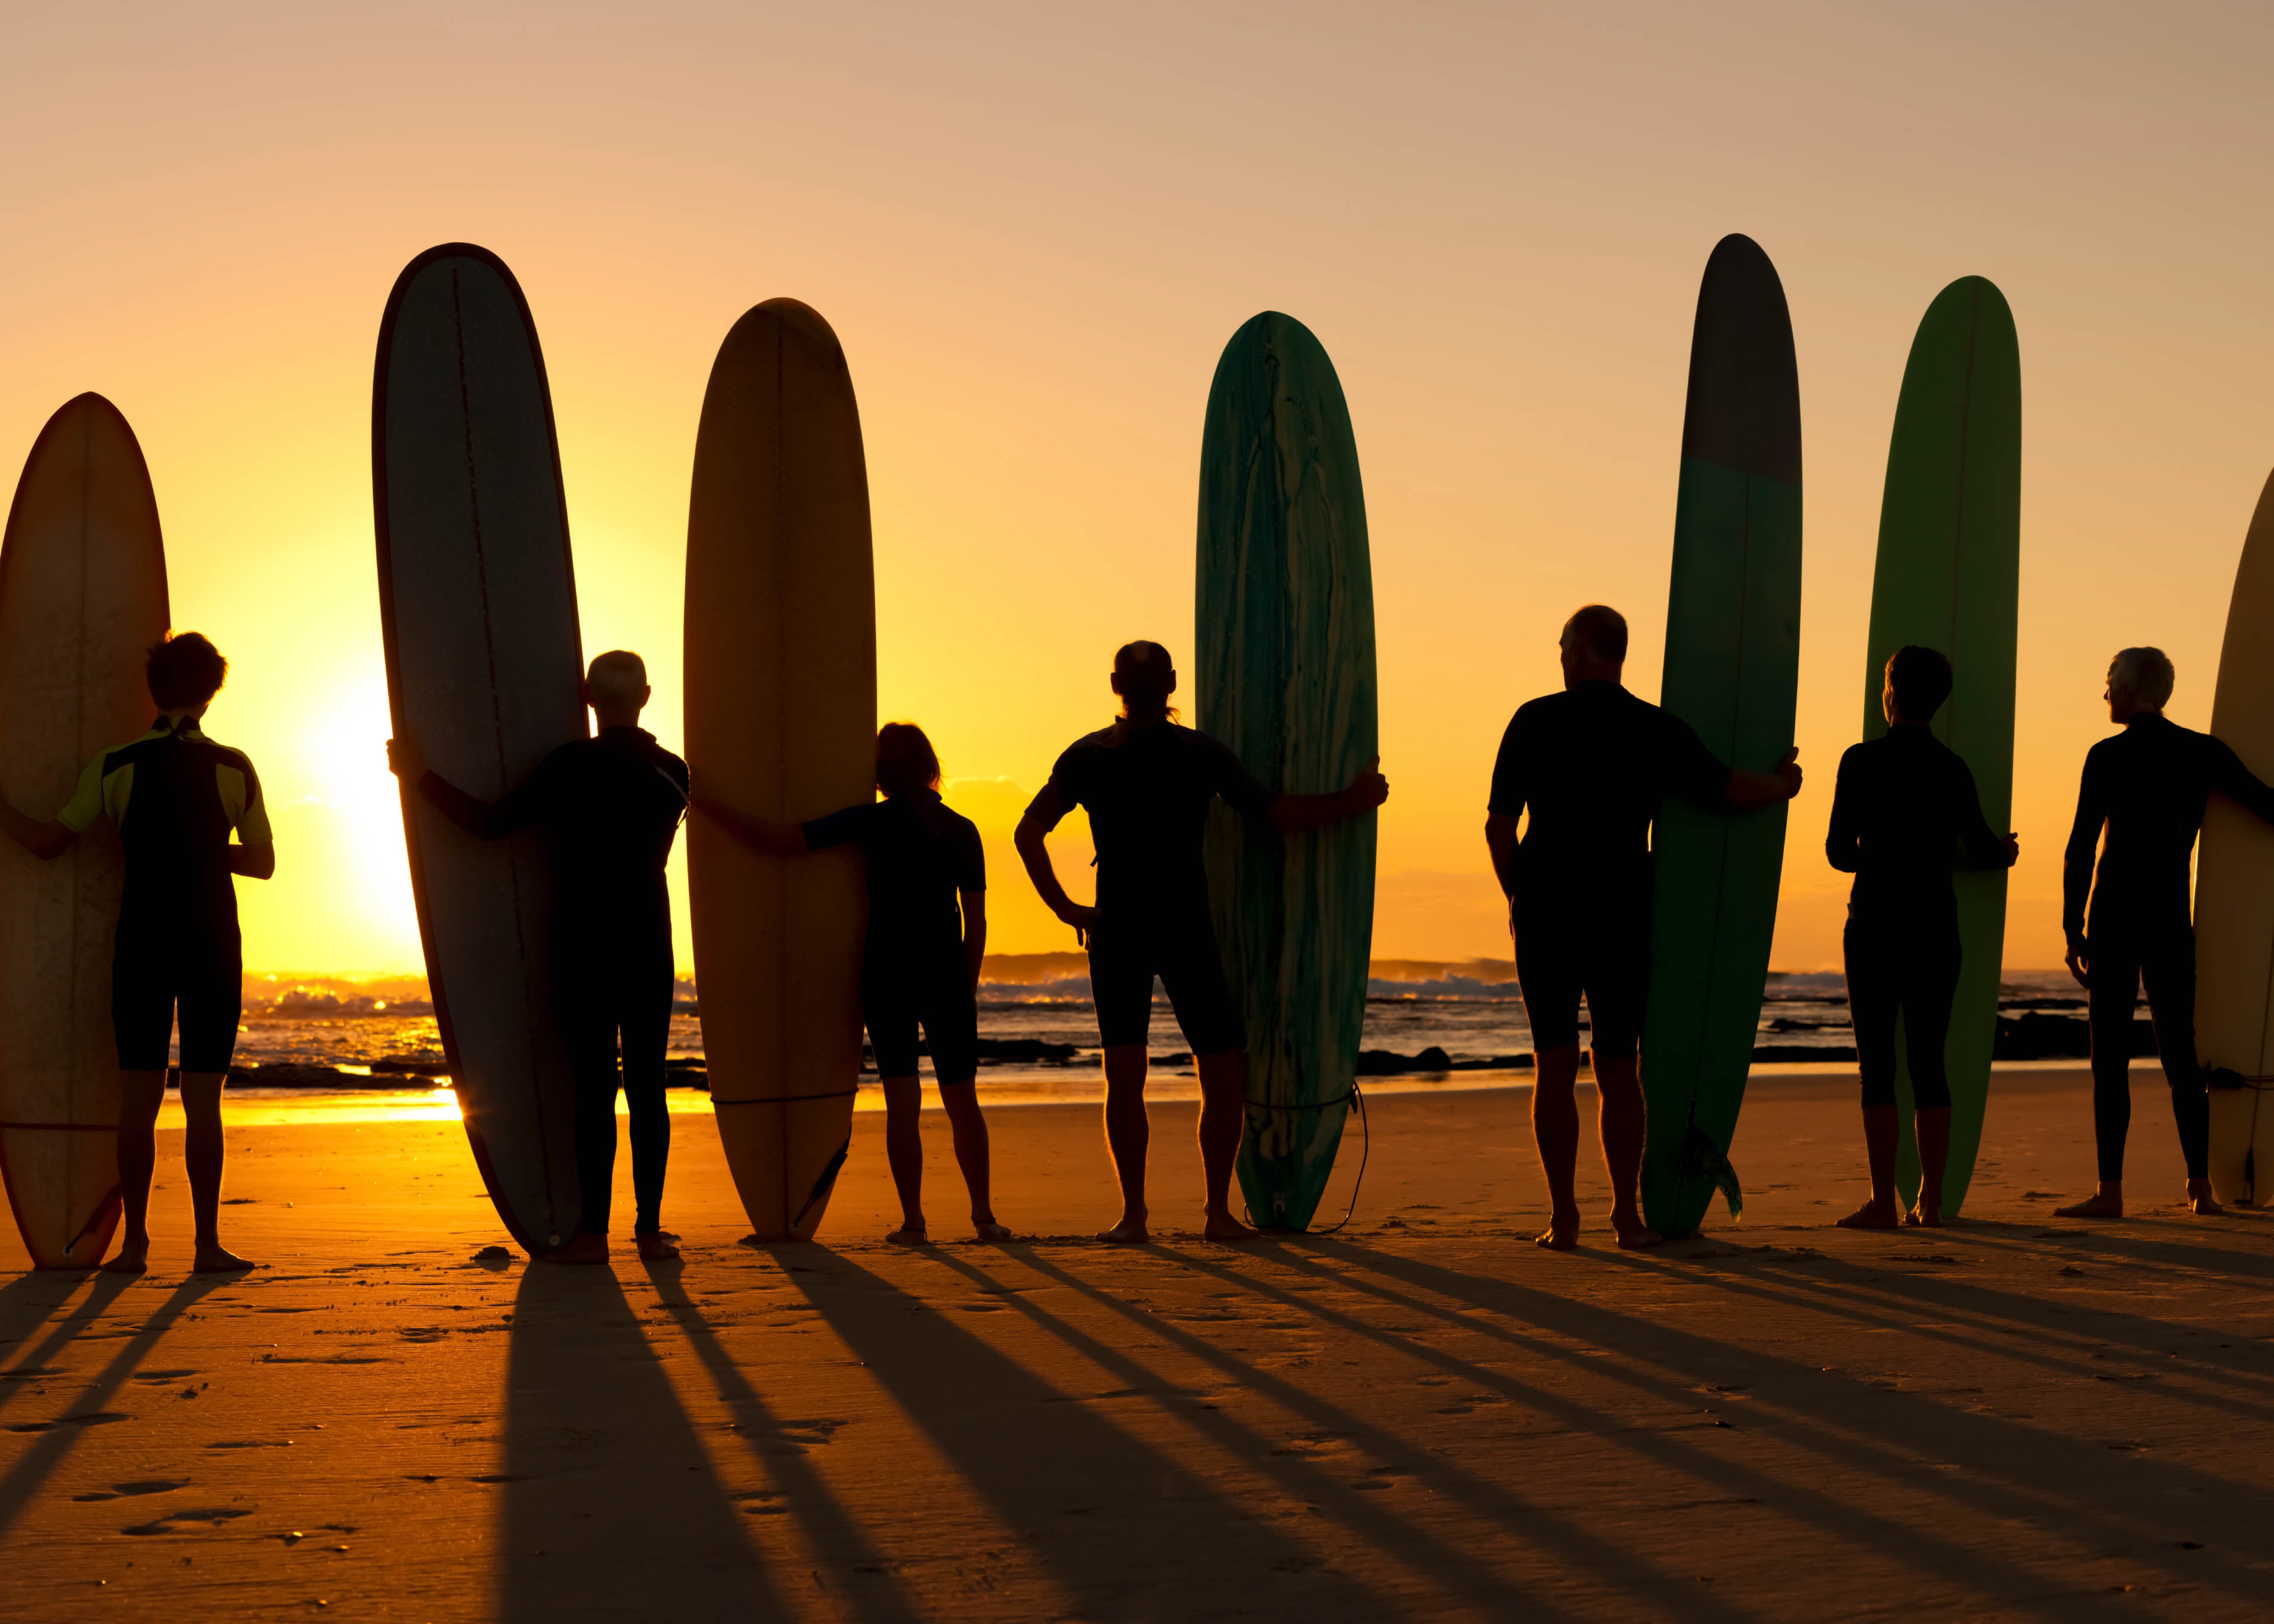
left=685, top=300, right=874, bottom=1241
left=0, top=394, right=169, bottom=1268
left=2199, top=467, right=2274, bottom=1205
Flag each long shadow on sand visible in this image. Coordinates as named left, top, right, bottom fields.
left=0, top=1272, right=221, bottom=1541
left=0, top=1271, right=136, bottom=1415
left=812, top=1243, right=1637, bottom=1622
left=640, top=1262, right=926, bottom=1624
left=1283, top=1239, right=2274, bottom=1613
left=499, top=1263, right=782, bottom=1623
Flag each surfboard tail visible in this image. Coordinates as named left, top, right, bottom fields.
left=1678, top=1123, right=1744, bottom=1225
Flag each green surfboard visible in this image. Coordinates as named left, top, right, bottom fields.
left=1197, top=311, right=1379, bottom=1231
left=1642, top=234, right=1804, bottom=1239
left=1861, top=277, right=2021, bottom=1217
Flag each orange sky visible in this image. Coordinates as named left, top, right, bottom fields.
left=2, top=4, right=2269, bottom=973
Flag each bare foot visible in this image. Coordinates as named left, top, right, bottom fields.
left=1906, top=1204, right=1944, bottom=1229
left=886, top=1223, right=929, bottom=1246
left=192, top=1244, right=255, bottom=1274
left=972, top=1220, right=1014, bottom=1242
left=538, top=1232, right=610, bottom=1266
left=1202, top=1211, right=1255, bottom=1243
left=2188, top=1181, right=2224, bottom=1216
left=1097, top=1214, right=1149, bottom=1244
left=1534, top=1220, right=1578, bottom=1252
left=100, top=1239, right=150, bottom=1275
left=2053, top=1194, right=2122, bottom=1220
left=1612, top=1218, right=1665, bottom=1251
left=1836, top=1199, right=1902, bottom=1230
left=634, top=1232, right=681, bottom=1262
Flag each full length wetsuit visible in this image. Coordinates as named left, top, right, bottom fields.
left=1825, top=723, right=2005, bottom=1110
left=1487, top=680, right=1730, bottom=1054
left=804, top=793, right=985, bottom=1082
left=1029, top=721, right=1274, bottom=1057
left=59, top=716, right=272, bottom=1072
left=419, top=726, right=689, bottom=1238
left=2063, top=710, right=2274, bottom=1182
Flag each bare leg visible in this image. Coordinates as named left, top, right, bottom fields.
left=1838, top=1103, right=1903, bottom=1229
left=1196, top=1049, right=1254, bottom=1242
left=1099, top=1044, right=1149, bottom=1242
left=101, top=1069, right=166, bottom=1274
left=1531, top=1044, right=1582, bottom=1249
left=2054, top=1181, right=2123, bottom=1219
left=1592, top=1050, right=1662, bottom=1249
left=937, top=1082, right=1009, bottom=1239
left=180, top=1071, right=250, bottom=1272
left=881, top=1076, right=927, bottom=1243
left=1910, top=1105, right=1951, bottom=1227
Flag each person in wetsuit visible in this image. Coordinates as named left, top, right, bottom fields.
left=1484, top=605, right=1801, bottom=1252
left=0, top=632, right=275, bottom=1275
left=696, top=722, right=1009, bottom=1244
left=1825, top=646, right=2018, bottom=1230
left=1015, top=640, right=1389, bottom=1243
left=388, top=650, right=689, bottom=1264
left=2055, top=646, right=2274, bottom=1220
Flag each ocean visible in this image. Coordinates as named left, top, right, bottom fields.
left=210, top=959, right=2099, bottom=1125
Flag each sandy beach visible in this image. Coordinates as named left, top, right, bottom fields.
left=4, top=1063, right=2271, bottom=1620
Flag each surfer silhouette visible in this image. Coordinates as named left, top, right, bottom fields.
left=1825, top=647, right=2018, bottom=1231
left=1016, top=641, right=1389, bottom=1244
left=0, top=633, right=274, bottom=1275
left=1485, top=605, right=1801, bottom=1252
left=695, top=721, right=1011, bottom=1244
left=2055, top=647, right=2274, bottom=1220
left=388, top=651, right=689, bottom=1265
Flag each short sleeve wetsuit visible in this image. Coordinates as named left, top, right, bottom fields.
left=1824, top=723, right=2006, bottom=1111
left=1486, top=680, right=1730, bottom=1055
left=417, top=725, right=689, bottom=1239
left=804, top=792, right=985, bottom=1082
left=2060, top=710, right=2274, bottom=1182
left=57, top=715, right=272, bottom=1073
left=1027, top=721, right=1276, bottom=1057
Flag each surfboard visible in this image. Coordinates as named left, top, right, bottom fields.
left=1641, top=234, right=1804, bottom=1239
left=1195, top=311, right=1378, bottom=1232
left=372, top=243, right=587, bottom=1255
left=685, top=299, right=873, bottom=1242
left=0, top=395, right=169, bottom=1269
left=1857, top=277, right=2022, bottom=1217
left=2199, top=468, right=2274, bottom=1205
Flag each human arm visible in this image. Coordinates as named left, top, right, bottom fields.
left=385, top=731, right=535, bottom=842
left=1823, top=749, right=1861, bottom=873
left=2209, top=738, right=2274, bottom=829
left=1952, top=757, right=2019, bottom=870
left=1483, top=813, right=1521, bottom=899
left=688, top=775, right=811, bottom=856
left=229, top=842, right=277, bottom=880
left=1268, top=757, right=1390, bottom=832
left=961, top=887, right=987, bottom=992
left=1013, top=784, right=1098, bottom=944
left=1726, top=748, right=1803, bottom=811
left=2062, top=750, right=2107, bottom=985
left=0, top=795, right=79, bottom=860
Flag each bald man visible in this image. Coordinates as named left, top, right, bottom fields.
left=1485, top=605, right=1801, bottom=1252
left=389, top=651, right=690, bottom=1264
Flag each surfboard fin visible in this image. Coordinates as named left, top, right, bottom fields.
left=1679, top=1125, right=1743, bottom=1223
left=792, top=1137, right=851, bottom=1235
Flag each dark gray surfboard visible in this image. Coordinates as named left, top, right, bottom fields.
left=372, top=243, right=587, bottom=1255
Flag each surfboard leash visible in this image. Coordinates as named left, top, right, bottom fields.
left=1239, top=1084, right=1369, bottom=1235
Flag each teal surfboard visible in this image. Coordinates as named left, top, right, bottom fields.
left=1861, top=277, right=2020, bottom=1217
left=1197, top=311, right=1379, bottom=1231
left=1641, top=234, right=1804, bottom=1239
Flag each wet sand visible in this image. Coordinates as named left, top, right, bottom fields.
left=5, top=1065, right=2273, bottom=1620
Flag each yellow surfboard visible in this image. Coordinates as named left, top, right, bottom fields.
left=0, top=395, right=169, bottom=1269
left=2199, top=467, right=2274, bottom=1204
left=685, top=300, right=874, bottom=1241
